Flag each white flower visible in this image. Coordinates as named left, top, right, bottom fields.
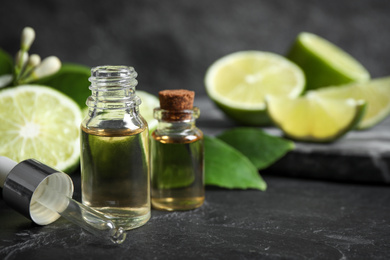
left=31, top=56, right=61, bottom=79
left=21, top=27, right=35, bottom=51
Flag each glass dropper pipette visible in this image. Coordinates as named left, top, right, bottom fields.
left=0, top=156, right=126, bottom=244
left=32, top=179, right=127, bottom=244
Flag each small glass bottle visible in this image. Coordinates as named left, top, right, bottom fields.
left=150, top=89, right=205, bottom=211
left=80, top=66, right=150, bottom=230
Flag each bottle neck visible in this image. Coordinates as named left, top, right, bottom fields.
left=87, top=66, right=140, bottom=110
left=154, top=107, right=200, bottom=132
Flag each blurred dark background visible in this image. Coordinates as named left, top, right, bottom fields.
left=1, top=0, right=389, bottom=97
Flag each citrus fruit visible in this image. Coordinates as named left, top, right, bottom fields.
left=266, top=94, right=366, bottom=142
left=287, top=32, right=370, bottom=90
left=205, top=51, right=305, bottom=125
left=0, top=85, right=82, bottom=172
left=313, top=77, right=390, bottom=129
left=137, top=90, right=159, bottom=131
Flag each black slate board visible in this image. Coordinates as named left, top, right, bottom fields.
left=196, top=97, right=390, bottom=184
left=2, top=175, right=390, bottom=259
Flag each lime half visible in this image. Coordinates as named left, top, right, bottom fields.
left=205, top=51, right=305, bottom=125
left=266, top=94, right=366, bottom=142
left=287, top=32, right=370, bottom=90
left=313, top=77, right=390, bottom=129
left=0, top=85, right=82, bottom=172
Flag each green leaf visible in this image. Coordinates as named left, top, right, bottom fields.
left=217, top=127, right=294, bottom=170
left=34, top=63, right=90, bottom=108
left=204, top=135, right=266, bottom=190
left=0, top=48, right=14, bottom=76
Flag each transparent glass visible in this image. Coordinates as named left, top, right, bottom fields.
left=150, top=107, right=205, bottom=211
left=80, top=66, right=150, bottom=230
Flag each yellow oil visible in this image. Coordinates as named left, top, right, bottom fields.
left=80, top=126, right=150, bottom=230
left=151, top=132, right=204, bottom=211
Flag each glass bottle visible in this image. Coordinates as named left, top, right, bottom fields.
left=150, top=89, right=205, bottom=211
left=80, top=65, right=150, bottom=230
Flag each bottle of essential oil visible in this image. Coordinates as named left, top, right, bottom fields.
left=80, top=66, right=150, bottom=230
left=150, top=89, right=204, bottom=211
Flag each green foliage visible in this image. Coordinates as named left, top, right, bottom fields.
left=204, top=136, right=267, bottom=190
left=217, top=128, right=294, bottom=170
left=0, top=48, right=13, bottom=76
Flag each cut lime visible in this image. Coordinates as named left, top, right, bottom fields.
left=137, top=90, right=159, bottom=131
left=313, top=77, right=390, bottom=129
left=0, top=85, right=82, bottom=172
left=266, top=94, right=366, bottom=142
left=287, top=32, right=370, bottom=90
left=204, top=51, right=305, bottom=125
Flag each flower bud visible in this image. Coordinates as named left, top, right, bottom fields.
left=21, top=27, right=36, bottom=51
left=28, top=54, right=41, bottom=68
left=31, top=56, right=61, bottom=79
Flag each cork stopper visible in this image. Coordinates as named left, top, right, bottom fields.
left=159, top=89, right=195, bottom=111
left=158, top=89, right=195, bottom=121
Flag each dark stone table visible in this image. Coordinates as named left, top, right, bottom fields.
left=1, top=97, right=390, bottom=259
left=1, top=175, right=390, bottom=259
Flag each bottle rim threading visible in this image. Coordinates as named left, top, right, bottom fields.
left=89, top=65, right=138, bottom=90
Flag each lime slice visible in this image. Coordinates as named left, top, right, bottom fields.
left=287, top=32, right=370, bottom=90
left=137, top=90, right=159, bottom=131
left=266, top=94, right=366, bottom=142
left=0, top=85, right=82, bottom=172
left=204, top=51, right=305, bottom=125
left=313, top=77, right=390, bottom=129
